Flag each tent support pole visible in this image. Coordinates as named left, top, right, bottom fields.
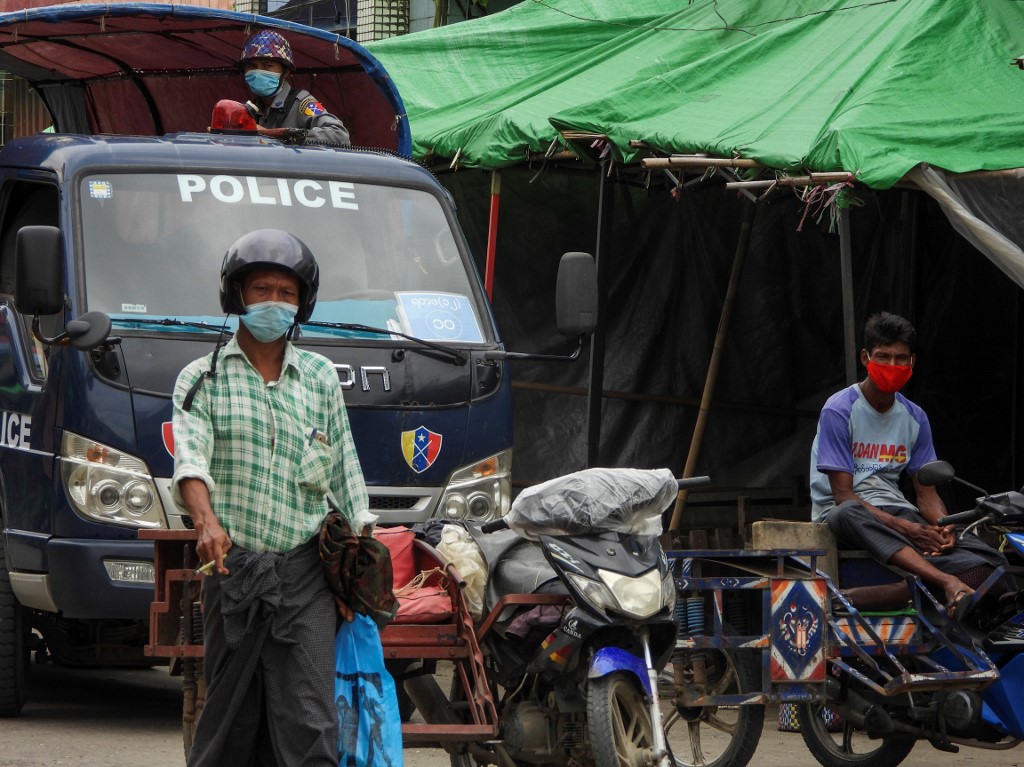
left=587, top=161, right=613, bottom=468
left=484, top=170, right=501, bottom=299
left=839, top=207, right=857, bottom=384
left=669, top=199, right=756, bottom=536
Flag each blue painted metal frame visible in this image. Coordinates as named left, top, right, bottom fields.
left=668, top=548, right=830, bottom=707
left=667, top=548, right=1002, bottom=710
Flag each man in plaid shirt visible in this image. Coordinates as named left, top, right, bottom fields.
left=172, top=228, right=375, bottom=766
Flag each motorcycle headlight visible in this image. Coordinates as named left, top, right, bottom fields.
left=566, top=572, right=618, bottom=613
left=439, top=449, right=512, bottom=522
left=60, top=432, right=167, bottom=529
left=598, top=568, right=666, bottom=619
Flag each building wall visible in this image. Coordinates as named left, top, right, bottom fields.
left=409, top=0, right=518, bottom=34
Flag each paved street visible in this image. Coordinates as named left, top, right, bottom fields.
left=0, top=662, right=1021, bottom=767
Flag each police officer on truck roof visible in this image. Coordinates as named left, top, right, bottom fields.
left=240, top=29, right=351, bottom=147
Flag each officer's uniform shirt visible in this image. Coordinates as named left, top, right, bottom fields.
left=257, top=81, right=350, bottom=147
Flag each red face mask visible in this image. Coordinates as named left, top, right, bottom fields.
left=866, top=359, right=913, bottom=394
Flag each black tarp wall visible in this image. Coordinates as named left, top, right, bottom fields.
left=442, top=168, right=1023, bottom=513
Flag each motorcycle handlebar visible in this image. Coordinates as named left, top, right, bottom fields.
left=936, top=509, right=986, bottom=526
left=678, top=475, right=712, bottom=490
left=480, top=518, right=509, bottom=534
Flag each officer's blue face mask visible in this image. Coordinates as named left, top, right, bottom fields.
left=240, top=301, right=297, bottom=342
left=245, top=70, right=282, bottom=98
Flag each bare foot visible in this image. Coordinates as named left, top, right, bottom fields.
left=941, top=579, right=974, bottom=617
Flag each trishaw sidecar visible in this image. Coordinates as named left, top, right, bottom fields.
left=664, top=525, right=1003, bottom=767
left=140, top=528, right=563, bottom=757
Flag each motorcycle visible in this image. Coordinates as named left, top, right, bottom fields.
left=402, top=467, right=711, bottom=767
left=796, top=459, right=1024, bottom=767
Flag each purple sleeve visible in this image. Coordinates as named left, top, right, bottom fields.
left=905, top=407, right=938, bottom=475
left=815, top=407, right=855, bottom=474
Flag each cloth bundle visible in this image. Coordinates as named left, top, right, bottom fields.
left=319, top=511, right=399, bottom=628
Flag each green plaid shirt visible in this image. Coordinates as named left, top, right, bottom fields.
left=172, top=336, right=374, bottom=553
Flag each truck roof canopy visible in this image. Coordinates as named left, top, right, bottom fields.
left=0, top=3, right=410, bottom=155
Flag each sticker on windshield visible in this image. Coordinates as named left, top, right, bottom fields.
left=121, top=303, right=147, bottom=313
left=396, top=292, right=483, bottom=343
left=89, top=180, right=113, bottom=199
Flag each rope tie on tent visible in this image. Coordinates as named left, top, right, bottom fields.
left=796, top=176, right=861, bottom=233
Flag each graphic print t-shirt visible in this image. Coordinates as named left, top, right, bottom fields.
left=809, top=384, right=936, bottom=521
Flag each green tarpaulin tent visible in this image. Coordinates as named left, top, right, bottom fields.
left=371, top=0, right=1024, bottom=285
left=371, top=0, right=1024, bottom=187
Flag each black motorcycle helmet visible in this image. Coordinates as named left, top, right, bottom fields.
left=219, top=229, right=320, bottom=323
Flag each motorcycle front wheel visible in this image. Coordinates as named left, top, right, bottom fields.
left=797, top=701, right=915, bottom=767
left=588, top=671, right=656, bottom=767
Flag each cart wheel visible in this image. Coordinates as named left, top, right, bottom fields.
left=663, top=650, right=764, bottom=767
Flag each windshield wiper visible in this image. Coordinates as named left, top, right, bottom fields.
left=301, top=321, right=467, bottom=365
left=110, top=318, right=234, bottom=335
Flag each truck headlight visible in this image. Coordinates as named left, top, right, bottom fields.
left=61, top=432, right=167, bottom=529
left=439, top=449, right=512, bottom=522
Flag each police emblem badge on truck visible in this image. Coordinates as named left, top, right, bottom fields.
left=401, top=426, right=442, bottom=473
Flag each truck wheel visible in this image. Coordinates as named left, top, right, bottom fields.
left=663, top=650, right=764, bottom=767
left=0, top=537, right=28, bottom=716
left=798, top=701, right=915, bottom=767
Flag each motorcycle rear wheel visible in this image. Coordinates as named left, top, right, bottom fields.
left=797, top=702, right=916, bottom=767
left=588, top=671, right=656, bottom=767
left=664, top=649, right=763, bottom=767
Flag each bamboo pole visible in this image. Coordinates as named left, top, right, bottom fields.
left=838, top=207, right=858, bottom=385
left=725, top=172, right=855, bottom=189
left=587, top=160, right=613, bottom=467
left=668, top=200, right=757, bottom=536
left=643, top=156, right=763, bottom=169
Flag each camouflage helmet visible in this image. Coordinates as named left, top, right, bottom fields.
left=240, top=30, right=294, bottom=70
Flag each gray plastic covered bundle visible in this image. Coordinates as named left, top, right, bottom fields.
left=506, top=468, right=678, bottom=540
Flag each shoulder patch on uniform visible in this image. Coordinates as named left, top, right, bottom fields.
left=300, top=96, right=326, bottom=118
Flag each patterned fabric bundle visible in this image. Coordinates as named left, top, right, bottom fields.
left=319, top=511, right=399, bottom=628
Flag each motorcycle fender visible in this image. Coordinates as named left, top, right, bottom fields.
left=1006, top=533, right=1024, bottom=557
left=588, top=647, right=651, bottom=696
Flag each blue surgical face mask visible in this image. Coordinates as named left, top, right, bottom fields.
left=245, top=70, right=282, bottom=98
left=240, top=301, right=297, bottom=342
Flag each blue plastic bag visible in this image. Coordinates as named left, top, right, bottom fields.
left=334, top=613, right=404, bottom=767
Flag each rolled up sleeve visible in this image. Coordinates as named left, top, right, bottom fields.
left=171, top=363, right=217, bottom=506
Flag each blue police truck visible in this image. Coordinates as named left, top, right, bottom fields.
left=0, top=6, right=595, bottom=715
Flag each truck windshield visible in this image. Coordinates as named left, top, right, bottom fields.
left=78, top=172, right=489, bottom=343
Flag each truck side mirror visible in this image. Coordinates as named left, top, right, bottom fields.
left=15, top=225, right=65, bottom=315
left=555, top=251, right=597, bottom=337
